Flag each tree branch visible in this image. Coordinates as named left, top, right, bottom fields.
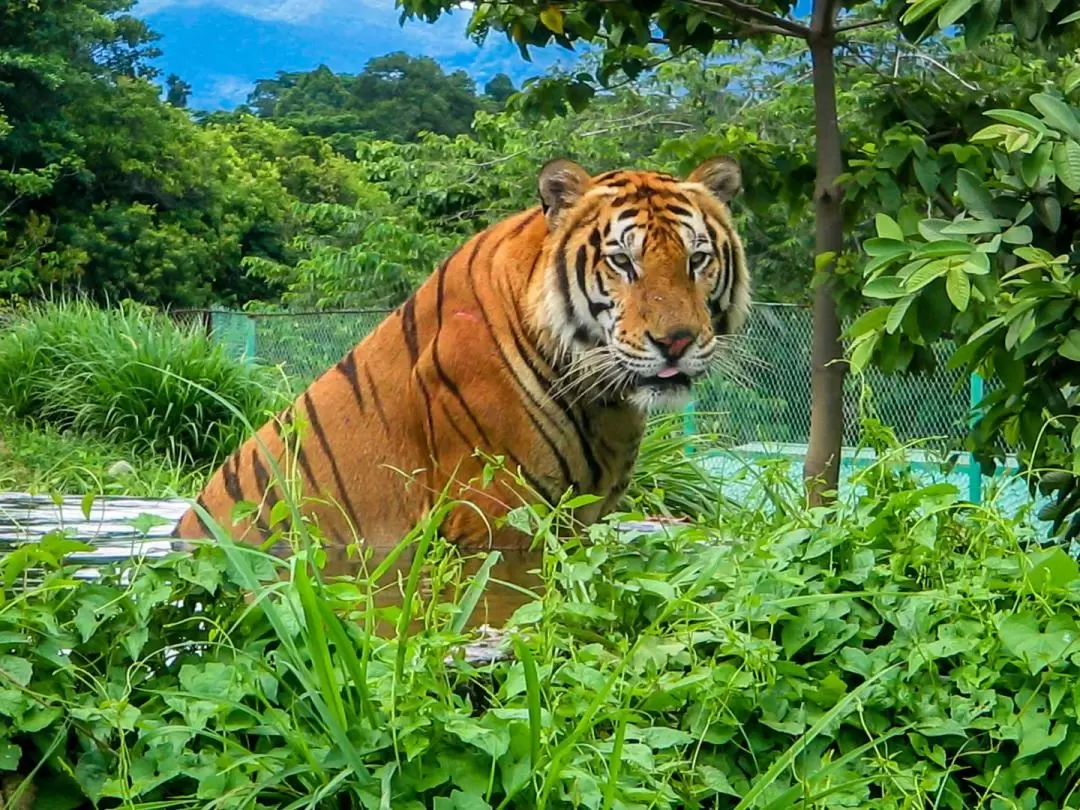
left=685, top=0, right=811, bottom=38
left=835, top=17, right=888, bottom=33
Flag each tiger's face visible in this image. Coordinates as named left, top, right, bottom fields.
left=535, top=157, right=751, bottom=411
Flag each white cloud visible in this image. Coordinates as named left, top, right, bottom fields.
left=192, top=74, right=255, bottom=109
left=135, top=0, right=330, bottom=23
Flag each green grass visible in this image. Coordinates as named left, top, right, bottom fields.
left=0, top=297, right=286, bottom=467
left=0, top=414, right=204, bottom=497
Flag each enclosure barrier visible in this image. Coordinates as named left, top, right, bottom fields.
left=171, top=304, right=1012, bottom=507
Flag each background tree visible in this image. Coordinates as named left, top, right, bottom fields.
left=483, top=72, right=518, bottom=105
left=164, top=73, right=193, bottom=108
left=244, top=54, right=483, bottom=149
left=398, top=0, right=1080, bottom=504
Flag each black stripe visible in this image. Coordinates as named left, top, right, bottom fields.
left=222, top=453, right=245, bottom=503
left=665, top=203, right=693, bottom=219
left=193, top=495, right=214, bottom=536
left=555, top=234, right=574, bottom=323
left=504, top=316, right=586, bottom=486
left=465, top=244, right=573, bottom=500
left=302, top=392, right=363, bottom=537
left=508, top=209, right=542, bottom=239
left=336, top=351, right=364, bottom=411
left=616, top=208, right=638, bottom=222
left=705, top=221, right=719, bottom=247
left=401, top=296, right=419, bottom=365
left=574, top=244, right=589, bottom=300
left=415, top=373, right=439, bottom=465
left=594, top=270, right=609, bottom=299
left=363, top=364, right=391, bottom=432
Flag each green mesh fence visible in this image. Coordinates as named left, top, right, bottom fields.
left=181, top=304, right=981, bottom=454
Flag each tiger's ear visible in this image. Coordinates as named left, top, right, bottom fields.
left=687, top=156, right=742, bottom=203
left=538, top=158, right=592, bottom=229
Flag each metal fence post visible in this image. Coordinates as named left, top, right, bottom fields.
left=968, top=371, right=984, bottom=504
left=244, top=315, right=256, bottom=363
left=683, top=399, right=697, bottom=453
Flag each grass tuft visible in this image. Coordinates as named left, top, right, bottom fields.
left=0, top=297, right=285, bottom=467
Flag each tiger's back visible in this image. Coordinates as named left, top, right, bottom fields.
left=173, top=157, right=751, bottom=549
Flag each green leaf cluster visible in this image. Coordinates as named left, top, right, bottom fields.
left=4, top=450, right=1080, bottom=807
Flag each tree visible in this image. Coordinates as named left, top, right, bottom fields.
left=397, top=0, right=881, bottom=502
left=848, top=45, right=1080, bottom=538
left=484, top=72, right=517, bottom=104
left=244, top=54, right=484, bottom=147
left=164, top=73, right=192, bottom=108
left=398, top=0, right=1079, bottom=504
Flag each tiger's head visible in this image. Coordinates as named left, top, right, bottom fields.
left=533, top=157, right=751, bottom=412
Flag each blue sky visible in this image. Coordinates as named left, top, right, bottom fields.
left=133, top=0, right=577, bottom=110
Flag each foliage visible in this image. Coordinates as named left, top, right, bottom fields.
left=849, top=77, right=1080, bottom=538
left=2, top=433, right=1079, bottom=807
left=245, top=54, right=485, bottom=149
left=0, top=415, right=201, bottom=498
left=0, top=299, right=285, bottom=466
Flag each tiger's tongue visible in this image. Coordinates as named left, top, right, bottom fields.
left=656, top=367, right=681, bottom=379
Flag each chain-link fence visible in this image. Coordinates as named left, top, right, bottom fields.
left=176, top=304, right=982, bottom=456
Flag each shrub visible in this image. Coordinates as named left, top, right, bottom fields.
left=0, top=298, right=285, bottom=466
left=1, top=438, right=1076, bottom=808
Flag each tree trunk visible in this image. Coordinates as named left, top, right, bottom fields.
left=804, top=0, right=846, bottom=506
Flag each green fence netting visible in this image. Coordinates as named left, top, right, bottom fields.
left=180, top=304, right=981, bottom=455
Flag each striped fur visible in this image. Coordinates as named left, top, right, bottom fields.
left=172, top=157, right=752, bottom=550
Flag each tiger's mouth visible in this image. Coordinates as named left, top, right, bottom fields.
left=635, top=370, right=694, bottom=389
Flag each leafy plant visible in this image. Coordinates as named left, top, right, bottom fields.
left=2, top=430, right=1080, bottom=807
left=850, top=84, right=1080, bottom=539
left=0, top=298, right=285, bottom=466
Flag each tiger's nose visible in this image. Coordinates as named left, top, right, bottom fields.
left=648, top=327, right=697, bottom=361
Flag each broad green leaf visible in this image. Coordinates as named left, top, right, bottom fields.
left=874, top=213, right=904, bottom=240
left=956, top=169, right=996, bottom=219
left=946, top=267, right=971, bottom=311
left=862, top=276, right=908, bottom=299
left=886, top=295, right=915, bottom=333
left=1030, top=93, right=1080, bottom=140
left=937, top=0, right=977, bottom=26
left=941, top=218, right=1002, bottom=236
left=1058, top=330, right=1080, bottom=361
left=904, top=257, right=960, bottom=292
left=1053, top=141, right=1080, bottom=191
left=1002, top=225, right=1034, bottom=245
left=1035, top=195, right=1062, bottom=231
left=912, top=239, right=975, bottom=258
left=1021, top=143, right=1053, bottom=186
left=847, top=306, right=890, bottom=338
left=1065, top=66, right=1080, bottom=95
left=971, top=123, right=1020, bottom=144
left=862, top=239, right=909, bottom=261
left=848, top=333, right=879, bottom=374
left=634, top=726, right=696, bottom=749
left=985, top=108, right=1053, bottom=135
left=902, top=0, right=948, bottom=24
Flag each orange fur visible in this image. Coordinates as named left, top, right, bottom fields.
left=173, top=159, right=752, bottom=550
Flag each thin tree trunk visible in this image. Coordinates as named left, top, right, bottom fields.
left=804, top=0, right=846, bottom=506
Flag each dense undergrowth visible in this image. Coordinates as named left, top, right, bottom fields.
left=0, top=299, right=285, bottom=469
left=1, top=420, right=1077, bottom=809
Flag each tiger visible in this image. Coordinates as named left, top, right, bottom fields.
left=171, top=156, right=751, bottom=551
